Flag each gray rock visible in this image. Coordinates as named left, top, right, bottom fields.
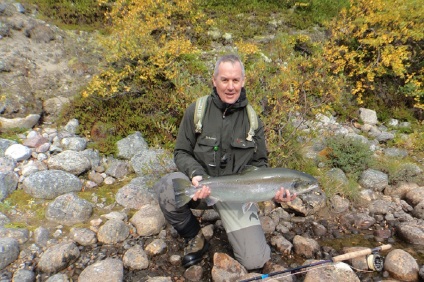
left=34, top=226, right=49, bottom=247
left=43, top=96, right=70, bottom=121
left=0, top=237, right=19, bottom=270
left=78, top=258, right=124, bottom=282
left=88, top=170, right=104, bottom=184
left=80, top=148, right=101, bottom=168
left=60, top=137, right=87, bottom=151
left=116, top=131, right=148, bottom=160
left=0, top=212, right=10, bottom=226
left=0, top=22, right=11, bottom=37
left=105, top=160, right=130, bottom=179
left=326, top=168, right=348, bottom=184
left=123, top=245, right=149, bottom=270
left=184, top=265, right=204, bottom=282
left=63, top=119, right=79, bottom=135
left=0, top=114, right=40, bottom=129
left=21, top=160, right=48, bottom=177
left=0, top=157, right=17, bottom=172
left=37, top=242, right=80, bottom=273
left=369, top=199, right=396, bottom=215
left=70, top=227, right=97, bottom=246
left=145, top=238, right=167, bottom=256
left=131, top=149, right=176, bottom=175
left=358, top=169, right=388, bottom=192
left=23, top=170, right=82, bottom=199
left=115, top=183, right=156, bottom=209
left=130, top=204, right=166, bottom=236
left=97, top=219, right=129, bottom=244
left=22, top=133, right=48, bottom=148
left=384, top=147, right=408, bottom=158
left=293, top=235, right=320, bottom=259
left=304, top=262, right=360, bottom=282
left=12, top=269, right=35, bottom=282
left=384, top=182, right=419, bottom=198
left=212, top=252, right=248, bottom=282
left=4, top=143, right=31, bottom=161
left=13, top=3, right=25, bottom=13
left=0, top=171, right=18, bottom=201
left=47, top=150, right=91, bottom=175
left=0, top=139, right=17, bottom=156
left=0, top=226, right=29, bottom=244
left=413, top=200, right=424, bottom=219
left=396, top=222, right=424, bottom=245
left=376, top=131, right=395, bottom=142
left=405, top=187, right=424, bottom=206
left=281, top=188, right=326, bottom=216
left=359, top=108, right=378, bottom=125
left=270, top=234, right=292, bottom=254
left=45, top=193, right=93, bottom=225
left=329, top=195, right=350, bottom=213
left=45, top=273, right=70, bottom=282
left=384, top=249, right=419, bottom=281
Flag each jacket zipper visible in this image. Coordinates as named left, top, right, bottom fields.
left=222, top=108, right=228, bottom=118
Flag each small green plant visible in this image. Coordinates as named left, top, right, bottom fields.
left=320, top=176, right=361, bottom=202
left=372, top=157, right=424, bottom=186
left=0, top=199, right=15, bottom=213
left=321, top=135, right=374, bottom=180
left=0, top=190, right=46, bottom=229
left=0, top=127, right=28, bottom=141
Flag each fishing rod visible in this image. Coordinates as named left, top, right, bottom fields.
left=239, top=244, right=392, bottom=282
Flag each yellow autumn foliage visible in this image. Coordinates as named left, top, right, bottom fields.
left=324, top=0, right=423, bottom=110
left=83, top=0, right=208, bottom=98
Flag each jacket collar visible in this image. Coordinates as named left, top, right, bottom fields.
left=211, top=87, right=248, bottom=113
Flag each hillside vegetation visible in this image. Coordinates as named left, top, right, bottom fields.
left=26, top=0, right=423, bottom=171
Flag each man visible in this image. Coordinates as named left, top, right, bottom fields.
left=156, top=54, right=296, bottom=270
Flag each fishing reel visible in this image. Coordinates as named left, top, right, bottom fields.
left=366, top=252, right=384, bottom=271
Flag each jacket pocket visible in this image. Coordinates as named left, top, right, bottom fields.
left=194, top=136, right=219, bottom=168
left=229, top=137, right=256, bottom=169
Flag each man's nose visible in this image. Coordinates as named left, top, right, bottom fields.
left=228, top=80, right=234, bottom=89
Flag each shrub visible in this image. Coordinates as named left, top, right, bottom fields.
left=322, top=135, right=374, bottom=179
left=324, top=0, right=424, bottom=114
left=25, top=0, right=106, bottom=28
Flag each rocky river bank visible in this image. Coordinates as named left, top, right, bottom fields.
left=0, top=108, right=423, bottom=281
left=1, top=1, right=424, bottom=281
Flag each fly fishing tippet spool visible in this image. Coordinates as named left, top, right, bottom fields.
left=366, top=253, right=384, bottom=271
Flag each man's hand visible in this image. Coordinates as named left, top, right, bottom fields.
left=192, top=176, right=211, bottom=201
left=274, top=187, right=297, bottom=203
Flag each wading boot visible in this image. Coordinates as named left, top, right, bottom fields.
left=182, top=230, right=209, bottom=268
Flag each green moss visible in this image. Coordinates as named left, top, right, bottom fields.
left=0, top=127, right=28, bottom=141
left=0, top=190, right=47, bottom=230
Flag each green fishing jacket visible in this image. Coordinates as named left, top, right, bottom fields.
left=174, top=88, right=268, bottom=179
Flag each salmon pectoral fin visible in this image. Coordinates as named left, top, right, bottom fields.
left=173, top=178, right=193, bottom=208
left=242, top=202, right=258, bottom=214
left=205, top=196, right=219, bottom=206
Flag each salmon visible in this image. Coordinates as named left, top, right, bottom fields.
left=173, top=166, right=319, bottom=212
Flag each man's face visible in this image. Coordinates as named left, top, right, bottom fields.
left=212, top=61, right=245, bottom=104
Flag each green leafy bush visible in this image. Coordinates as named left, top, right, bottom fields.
left=25, top=0, right=106, bottom=28
left=322, top=135, right=374, bottom=179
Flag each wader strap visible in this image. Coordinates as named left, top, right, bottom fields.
left=194, top=95, right=208, bottom=133
left=246, top=104, right=258, bottom=141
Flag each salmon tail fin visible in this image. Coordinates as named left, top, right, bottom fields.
left=173, top=178, right=195, bottom=208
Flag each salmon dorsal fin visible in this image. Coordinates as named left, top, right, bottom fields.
left=240, top=165, right=259, bottom=175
